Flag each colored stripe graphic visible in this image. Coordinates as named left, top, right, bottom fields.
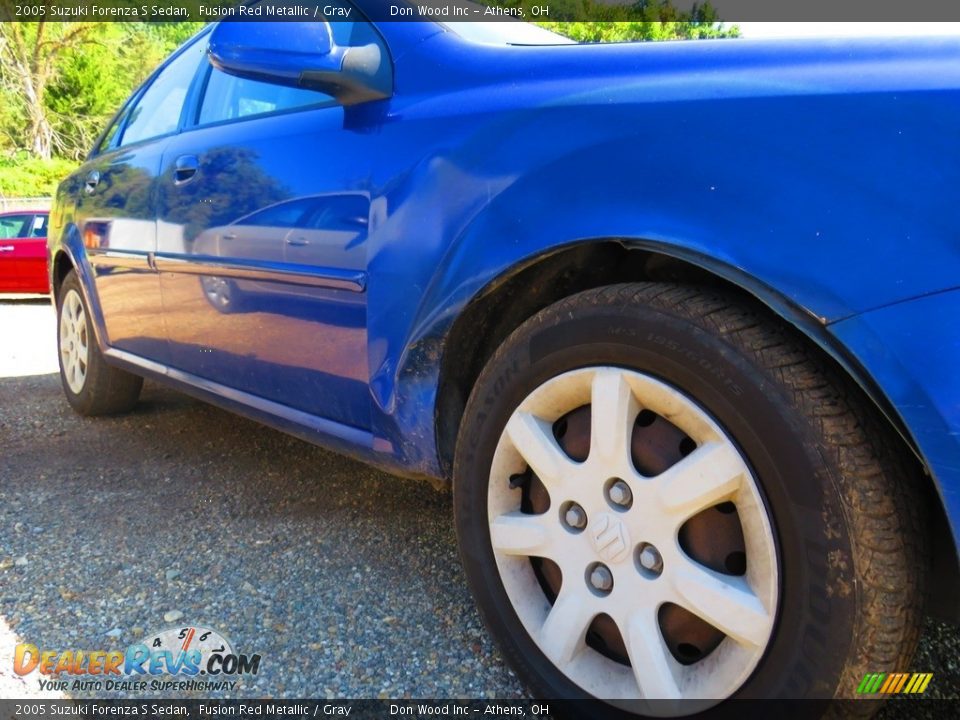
left=892, top=673, right=909, bottom=693
left=879, top=674, right=896, bottom=693
left=906, top=673, right=933, bottom=694
left=857, top=672, right=933, bottom=694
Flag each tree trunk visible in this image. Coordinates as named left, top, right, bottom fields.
left=28, top=110, right=54, bottom=160
left=22, top=72, right=54, bottom=160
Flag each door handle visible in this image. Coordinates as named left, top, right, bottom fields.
left=222, top=233, right=237, bottom=241
left=0, top=245, right=14, bottom=252
left=286, top=237, right=309, bottom=247
left=84, top=170, right=100, bottom=195
left=173, top=155, right=199, bottom=185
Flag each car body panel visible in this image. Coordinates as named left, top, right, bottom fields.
left=830, top=289, right=960, bottom=547
left=78, top=148, right=170, bottom=363
left=361, top=32, right=960, bottom=484
left=47, top=24, right=960, bottom=550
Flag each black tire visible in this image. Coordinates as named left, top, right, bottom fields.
left=57, top=269, right=143, bottom=416
left=454, top=283, right=925, bottom=715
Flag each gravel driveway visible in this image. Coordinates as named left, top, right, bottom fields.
left=1, top=297, right=957, bottom=704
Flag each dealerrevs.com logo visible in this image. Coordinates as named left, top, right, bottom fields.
left=14, top=626, right=261, bottom=693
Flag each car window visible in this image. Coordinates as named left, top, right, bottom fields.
left=96, top=112, right=125, bottom=155
left=304, top=196, right=369, bottom=232
left=241, top=199, right=317, bottom=228
left=120, top=37, right=206, bottom=147
left=328, top=16, right=383, bottom=48
left=198, top=69, right=335, bottom=125
left=0, top=214, right=31, bottom=239
left=30, top=214, right=48, bottom=237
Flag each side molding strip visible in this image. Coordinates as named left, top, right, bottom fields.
left=87, top=249, right=152, bottom=271
left=154, top=254, right=367, bottom=292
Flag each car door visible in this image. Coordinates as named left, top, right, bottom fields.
left=75, top=33, right=207, bottom=362
left=18, top=213, right=50, bottom=293
left=0, top=213, right=34, bottom=291
left=156, top=22, right=386, bottom=431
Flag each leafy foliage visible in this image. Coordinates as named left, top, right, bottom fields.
left=541, top=20, right=738, bottom=42
left=0, top=20, right=201, bottom=196
left=0, top=152, right=77, bottom=197
left=0, top=22, right=202, bottom=159
left=534, top=1, right=739, bottom=41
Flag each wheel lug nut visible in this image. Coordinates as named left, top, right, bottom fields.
left=608, top=480, right=632, bottom=507
left=589, top=563, right=614, bottom=593
left=563, top=504, right=587, bottom=530
left=637, top=544, right=664, bottom=577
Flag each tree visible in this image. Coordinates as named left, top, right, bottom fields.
left=0, top=20, right=202, bottom=162
left=44, top=23, right=201, bottom=159
left=0, top=21, right=98, bottom=159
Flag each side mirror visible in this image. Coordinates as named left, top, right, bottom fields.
left=208, top=21, right=391, bottom=106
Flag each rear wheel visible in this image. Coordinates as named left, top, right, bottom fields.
left=57, top=270, right=142, bottom=416
left=454, top=283, right=924, bottom=716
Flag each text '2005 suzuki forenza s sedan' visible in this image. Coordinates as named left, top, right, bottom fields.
left=47, top=7, right=960, bottom=716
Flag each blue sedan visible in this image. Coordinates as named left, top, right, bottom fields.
left=47, top=10, right=960, bottom=712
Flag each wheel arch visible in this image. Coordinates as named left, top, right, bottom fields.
left=434, top=237, right=959, bottom=620
left=50, top=231, right=111, bottom=355
left=51, top=248, right=75, bottom=300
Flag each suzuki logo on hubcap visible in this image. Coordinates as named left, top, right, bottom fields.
left=591, top=513, right=631, bottom=563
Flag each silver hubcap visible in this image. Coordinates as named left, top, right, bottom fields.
left=487, top=367, right=778, bottom=712
left=203, top=276, right=231, bottom=308
left=59, top=289, right=89, bottom=394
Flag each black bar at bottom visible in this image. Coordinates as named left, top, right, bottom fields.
left=0, top=699, right=954, bottom=720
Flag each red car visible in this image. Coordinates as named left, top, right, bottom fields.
left=0, top=210, right=49, bottom=294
